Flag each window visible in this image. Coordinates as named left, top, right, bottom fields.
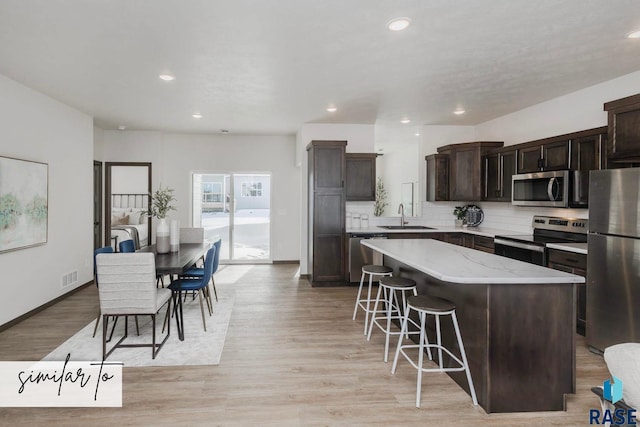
left=241, top=182, right=262, bottom=197
left=203, top=182, right=223, bottom=203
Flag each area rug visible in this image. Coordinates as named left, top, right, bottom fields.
left=43, top=287, right=235, bottom=368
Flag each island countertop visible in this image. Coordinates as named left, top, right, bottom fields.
left=361, top=238, right=584, bottom=284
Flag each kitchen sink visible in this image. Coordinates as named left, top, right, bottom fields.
left=377, top=225, right=435, bottom=230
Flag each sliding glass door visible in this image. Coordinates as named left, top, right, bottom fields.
left=193, top=173, right=271, bottom=262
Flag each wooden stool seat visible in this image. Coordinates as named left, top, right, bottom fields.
left=379, top=276, right=417, bottom=288
left=362, top=265, right=393, bottom=275
left=407, top=295, right=456, bottom=313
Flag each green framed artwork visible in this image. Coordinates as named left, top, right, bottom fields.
left=0, top=156, right=48, bottom=253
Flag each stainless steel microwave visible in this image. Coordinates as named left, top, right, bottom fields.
left=512, top=170, right=571, bottom=207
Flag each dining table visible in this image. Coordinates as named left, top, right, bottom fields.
left=138, top=242, right=211, bottom=340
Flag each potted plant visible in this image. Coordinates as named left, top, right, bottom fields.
left=146, top=186, right=176, bottom=253
left=453, top=205, right=467, bottom=227
left=374, top=177, right=388, bottom=217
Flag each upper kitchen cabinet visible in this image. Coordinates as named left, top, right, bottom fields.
left=604, top=93, right=640, bottom=163
left=571, top=128, right=607, bottom=205
left=425, top=154, right=449, bottom=201
left=438, top=141, right=503, bottom=201
left=345, top=153, right=377, bottom=201
left=517, top=139, right=570, bottom=173
left=484, top=147, right=516, bottom=202
left=307, top=141, right=347, bottom=284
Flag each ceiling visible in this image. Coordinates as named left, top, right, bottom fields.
left=1, top=0, right=639, bottom=135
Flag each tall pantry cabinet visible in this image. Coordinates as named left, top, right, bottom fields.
left=307, top=141, right=347, bottom=285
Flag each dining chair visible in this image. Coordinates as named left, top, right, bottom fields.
left=118, top=239, right=136, bottom=253
left=95, top=252, right=172, bottom=360
left=169, top=245, right=216, bottom=332
left=179, top=238, right=221, bottom=302
left=180, top=227, right=205, bottom=266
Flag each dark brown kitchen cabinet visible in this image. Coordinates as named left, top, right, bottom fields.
left=473, top=235, right=495, bottom=253
left=307, top=141, right=346, bottom=285
left=517, top=140, right=570, bottom=173
left=444, top=232, right=473, bottom=248
left=571, top=132, right=605, bottom=205
left=604, top=93, right=640, bottom=162
left=547, top=248, right=587, bottom=336
left=346, top=153, right=377, bottom=201
left=436, top=141, right=503, bottom=201
left=425, top=154, right=449, bottom=201
left=484, top=148, right=516, bottom=201
left=387, top=232, right=444, bottom=240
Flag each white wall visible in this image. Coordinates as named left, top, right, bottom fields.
left=0, top=74, right=94, bottom=326
left=475, top=70, right=640, bottom=145
left=101, top=131, right=300, bottom=261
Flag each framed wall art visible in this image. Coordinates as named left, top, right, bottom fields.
left=0, top=156, right=48, bottom=253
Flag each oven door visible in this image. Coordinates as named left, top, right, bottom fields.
left=512, top=171, right=569, bottom=207
left=494, top=238, right=546, bottom=266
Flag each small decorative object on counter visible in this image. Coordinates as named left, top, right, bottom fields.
left=352, top=213, right=361, bottom=229
left=453, top=206, right=467, bottom=227
left=374, top=177, right=388, bottom=216
left=361, top=214, right=369, bottom=228
left=465, top=204, right=484, bottom=227
left=346, top=212, right=352, bottom=229
left=145, top=186, right=177, bottom=254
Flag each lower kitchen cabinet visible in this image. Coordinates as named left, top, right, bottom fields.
left=473, top=235, right=495, bottom=254
left=547, top=248, right=587, bottom=336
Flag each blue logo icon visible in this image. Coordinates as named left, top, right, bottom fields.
left=603, top=376, right=623, bottom=404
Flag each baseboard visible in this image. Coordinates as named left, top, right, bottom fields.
left=0, top=280, right=94, bottom=333
left=272, top=260, right=300, bottom=265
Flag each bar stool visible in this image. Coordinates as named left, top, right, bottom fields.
left=367, top=276, right=420, bottom=362
left=352, top=265, right=393, bottom=335
left=391, top=294, right=477, bottom=409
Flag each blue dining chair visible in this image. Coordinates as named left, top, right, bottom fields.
left=169, top=245, right=216, bottom=333
left=119, top=239, right=136, bottom=253
left=180, top=238, right=221, bottom=303
left=92, top=246, right=113, bottom=338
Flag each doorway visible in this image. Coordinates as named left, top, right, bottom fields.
left=193, top=173, right=271, bottom=262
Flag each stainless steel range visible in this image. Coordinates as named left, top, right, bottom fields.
left=494, top=215, right=588, bottom=266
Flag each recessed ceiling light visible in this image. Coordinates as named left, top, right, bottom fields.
left=159, top=73, right=175, bottom=81
left=117, top=125, right=126, bottom=131
left=627, top=30, right=640, bottom=39
left=327, top=106, right=337, bottom=112
left=401, top=118, right=411, bottom=124
left=415, top=132, right=421, bottom=137
left=454, top=109, right=466, bottom=115
left=387, top=17, right=411, bottom=31
left=192, top=113, right=202, bottom=119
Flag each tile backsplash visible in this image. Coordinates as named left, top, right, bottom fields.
left=346, top=200, right=588, bottom=233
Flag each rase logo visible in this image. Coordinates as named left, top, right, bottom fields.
left=590, top=376, right=637, bottom=425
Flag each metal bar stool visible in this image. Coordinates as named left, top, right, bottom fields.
left=352, top=264, right=393, bottom=335
left=391, top=294, right=478, bottom=409
left=367, top=276, right=421, bottom=362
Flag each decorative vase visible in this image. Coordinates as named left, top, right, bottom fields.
left=455, top=219, right=464, bottom=227
left=170, top=219, right=180, bottom=252
left=156, top=218, right=170, bottom=254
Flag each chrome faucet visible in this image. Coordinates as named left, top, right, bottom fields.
left=398, top=203, right=406, bottom=228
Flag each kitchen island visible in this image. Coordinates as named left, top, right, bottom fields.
left=362, top=238, right=584, bottom=414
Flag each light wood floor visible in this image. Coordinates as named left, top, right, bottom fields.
left=0, top=264, right=608, bottom=426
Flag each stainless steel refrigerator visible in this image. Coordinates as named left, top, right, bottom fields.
left=587, top=168, right=640, bottom=352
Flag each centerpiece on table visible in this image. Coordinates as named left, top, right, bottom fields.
left=145, top=186, right=176, bottom=254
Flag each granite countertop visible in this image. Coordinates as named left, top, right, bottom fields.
left=361, top=239, right=585, bottom=285
left=546, top=242, right=588, bottom=255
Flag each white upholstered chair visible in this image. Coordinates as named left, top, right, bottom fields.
left=95, top=252, right=172, bottom=360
